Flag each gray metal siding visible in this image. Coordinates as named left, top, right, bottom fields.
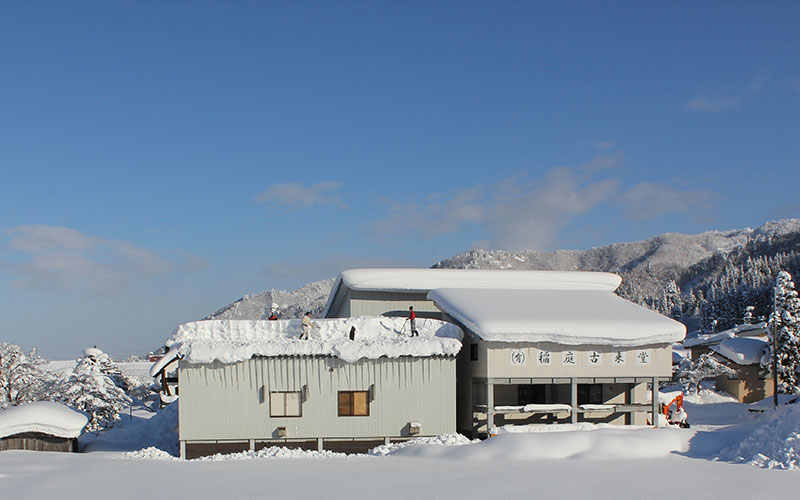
left=349, top=290, right=441, bottom=318
left=178, top=356, right=456, bottom=441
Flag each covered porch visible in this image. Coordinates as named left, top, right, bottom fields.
left=470, top=376, right=664, bottom=437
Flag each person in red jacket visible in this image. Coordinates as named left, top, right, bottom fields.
left=408, top=306, right=419, bottom=337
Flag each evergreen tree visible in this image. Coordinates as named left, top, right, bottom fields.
left=762, top=271, right=800, bottom=394
left=58, top=349, right=132, bottom=432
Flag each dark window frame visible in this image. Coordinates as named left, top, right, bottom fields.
left=470, top=343, right=479, bottom=361
left=338, top=390, right=370, bottom=417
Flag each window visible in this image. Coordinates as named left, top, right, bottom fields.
left=270, top=391, right=302, bottom=417
left=518, top=384, right=546, bottom=405
left=577, top=384, right=603, bottom=405
left=470, top=344, right=479, bottom=361
left=338, top=391, right=369, bottom=416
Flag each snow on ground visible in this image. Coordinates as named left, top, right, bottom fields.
left=3, top=385, right=800, bottom=500
left=717, top=400, right=800, bottom=469
left=80, top=402, right=178, bottom=455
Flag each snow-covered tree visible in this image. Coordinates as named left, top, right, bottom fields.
left=743, top=305, right=755, bottom=324
left=675, top=353, right=736, bottom=394
left=762, top=271, right=800, bottom=394
left=57, top=348, right=132, bottom=432
left=0, top=343, right=53, bottom=408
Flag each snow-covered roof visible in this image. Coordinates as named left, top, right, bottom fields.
left=324, top=268, right=622, bottom=316
left=157, top=317, right=463, bottom=366
left=340, top=268, right=621, bottom=292
left=0, top=401, right=88, bottom=439
left=710, top=337, right=768, bottom=366
left=149, top=350, right=180, bottom=378
left=427, top=288, right=686, bottom=346
left=683, top=323, right=768, bottom=348
left=682, top=330, right=736, bottom=348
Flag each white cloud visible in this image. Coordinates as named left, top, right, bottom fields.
left=373, top=153, right=717, bottom=251
left=686, top=75, right=768, bottom=113
left=254, top=181, right=346, bottom=210
left=685, top=93, right=742, bottom=112
left=617, top=182, right=715, bottom=220
left=374, top=155, right=623, bottom=251
left=3, top=225, right=189, bottom=293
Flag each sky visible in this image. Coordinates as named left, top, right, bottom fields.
left=1, top=1, right=799, bottom=359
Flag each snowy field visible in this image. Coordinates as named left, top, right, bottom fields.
left=2, top=377, right=800, bottom=499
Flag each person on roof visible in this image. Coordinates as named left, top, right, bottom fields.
left=300, top=312, right=318, bottom=340
left=408, top=306, right=419, bottom=337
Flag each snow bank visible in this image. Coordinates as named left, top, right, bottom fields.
left=428, top=288, right=685, bottom=346
left=0, top=401, right=88, bottom=439
left=717, top=402, right=800, bottom=469
left=159, top=317, right=463, bottom=365
left=193, top=446, right=352, bottom=461
left=123, top=447, right=179, bottom=460
left=710, top=337, right=767, bottom=366
left=388, top=425, right=690, bottom=460
left=369, top=434, right=476, bottom=456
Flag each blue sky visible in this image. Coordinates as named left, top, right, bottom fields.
left=1, top=1, right=798, bottom=358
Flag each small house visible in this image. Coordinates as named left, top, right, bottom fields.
left=324, top=268, right=686, bottom=436
left=159, top=316, right=462, bottom=459
left=0, top=401, right=87, bottom=452
left=711, top=336, right=773, bottom=403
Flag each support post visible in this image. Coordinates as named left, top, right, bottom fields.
left=249, top=439, right=255, bottom=451
left=180, top=440, right=186, bottom=460
left=651, top=377, right=659, bottom=428
left=317, top=438, right=324, bottom=451
left=570, top=378, right=578, bottom=424
left=384, top=436, right=390, bottom=446
left=486, top=380, right=494, bottom=436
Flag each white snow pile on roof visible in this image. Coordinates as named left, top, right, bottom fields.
left=717, top=401, right=800, bottom=470
left=0, top=401, right=88, bottom=439
left=710, top=337, right=767, bottom=366
left=386, top=425, right=690, bottom=460
left=428, top=288, right=685, bottom=346
left=337, top=268, right=622, bottom=292
left=683, top=323, right=767, bottom=348
left=682, top=330, right=736, bottom=348
left=156, top=317, right=463, bottom=366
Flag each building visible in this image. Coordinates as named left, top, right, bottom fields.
left=0, top=401, right=87, bottom=452
left=711, top=336, right=773, bottom=403
left=325, top=268, right=686, bottom=436
left=158, top=316, right=462, bottom=459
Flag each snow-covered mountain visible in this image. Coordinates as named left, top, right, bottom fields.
left=203, top=219, right=800, bottom=326
left=204, top=278, right=336, bottom=321
left=435, top=219, right=800, bottom=275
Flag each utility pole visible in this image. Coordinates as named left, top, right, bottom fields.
left=773, top=285, right=779, bottom=409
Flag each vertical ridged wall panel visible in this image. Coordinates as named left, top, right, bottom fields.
left=178, top=356, right=456, bottom=441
